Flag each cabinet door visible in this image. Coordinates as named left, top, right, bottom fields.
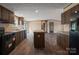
left=9, top=12, right=14, bottom=24
left=71, top=4, right=79, bottom=14
left=6, top=10, right=9, bottom=21
left=15, top=32, right=19, bottom=45
left=0, top=6, right=1, bottom=19
left=22, top=20, right=24, bottom=25
left=61, top=13, right=65, bottom=24
left=65, top=10, right=71, bottom=24
left=2, top=7, right=6, bottom=20
left=10, top=12, right=14, bottom=24
left=61, top=10, right=71, bottom=24
left=1, top=7, right=9, bottom=22
left=18, top=17, right=24, bottom=25
left=1, top=6, right=14, bottom=23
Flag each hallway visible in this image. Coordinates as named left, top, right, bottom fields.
left=10, top=33, right=68, bottom=55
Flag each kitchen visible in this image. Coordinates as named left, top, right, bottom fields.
left=0, top=3, right=79, bottom=55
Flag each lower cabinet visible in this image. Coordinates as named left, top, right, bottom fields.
left=15, top=30, right=26, bottom=46
left=0, top=33, right=16, bottom=55
left=0, top=30, right=26, bottom=55
left=34, top=32, right=45, bottom=49
left=57, top=33, right=69, bottom=50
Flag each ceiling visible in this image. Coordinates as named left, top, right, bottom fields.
left=0, top=3, right=70, bottom=21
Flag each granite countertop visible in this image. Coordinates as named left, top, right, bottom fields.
left=5, top=29, right=26, bottom=33
left=34, top=30, right=45, bottom=32
left=4, top=32, right=15, bottom=36
left=59, top=31, right=69, bottom=35
left=4, top=29, right=26, bottom=36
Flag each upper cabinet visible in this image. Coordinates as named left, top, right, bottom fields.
left=70, top=4, right=79, bottom=14
left=0, top=5, right=14, bottom=24
left=18, top=17, right=24, bottom=25
left=61, top=9, right=71, bottom=24
left=2, top=7, right=9, bottom=21
left=61, top=4, right=79, bottom=24
left=9, top=11, right=14, bottom=24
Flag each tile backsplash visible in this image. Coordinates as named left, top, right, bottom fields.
left=62, top=24, right=69, bottom=32
left=0, top=23, right=25, bottom=32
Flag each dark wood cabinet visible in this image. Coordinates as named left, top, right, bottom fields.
left=61, top=13, right=65, bottom=24
left=15, top=30, right=26, bottom=46
left=18, top=17, right=24, bottom=25
left=57, top=33, right=69, bottom=50
left=61, top=4, right=79, bottom=24
left=61, top=9, right=71, bottom=24
left=70, top=4, right=79, bottom=14
left=0, top=5, right=14, bottom=24
left=0, top=33, right=16, bottom=55
left=34, top=32, right=45, bottom=49
left=9, top=12, right=14, bottom=24
left=2, top=7, right=7, bottom=20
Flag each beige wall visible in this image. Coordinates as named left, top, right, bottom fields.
left=28, top=21, right=42, bottom=33
left=54, top=21, right=62, bottom=33
left=62, top=24, right=70, bottom=32
left=47, top=20, right=62, bottom=33
left=28, top=19, right=70, bottom=33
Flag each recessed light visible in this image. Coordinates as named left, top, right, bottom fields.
left=75, top=11, right=77, bottom=13
left=35, top=10, right=39, bottom=13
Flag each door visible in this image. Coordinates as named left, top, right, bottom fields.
left=49, top=22, right=54, bottom=33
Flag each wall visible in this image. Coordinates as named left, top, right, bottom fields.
left=54, top=21, right=62, bottom=33
left=62, top=24, right=70, bottom=32
left=47, top=20, right=62, bottom=33
left=28, top=21, right=42, bottom=33
left=28, top=19, right=69, bottom=33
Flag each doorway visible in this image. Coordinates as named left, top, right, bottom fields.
left=49, top=22, right=54, bottom=33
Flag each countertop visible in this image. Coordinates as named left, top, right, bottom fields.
left=34, top=30, right=45, bottom=32
left=58, top=31, right=69, bottom=35
left=4, top=30, right=26, bottom=36
left=4, top=32, right=15, bottom=36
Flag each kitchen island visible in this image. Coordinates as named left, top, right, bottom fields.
left=34, top=30, right=45, bottom=49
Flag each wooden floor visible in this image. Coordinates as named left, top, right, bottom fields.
left=10, top=33, right=68, bottom=55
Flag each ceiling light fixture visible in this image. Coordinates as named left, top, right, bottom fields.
left=35, top=10, right=39, bottom=13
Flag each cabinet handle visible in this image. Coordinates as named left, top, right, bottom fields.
left=8, top=43, right=12, bottom=48
left=13, top=37, right=15, bottom=41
